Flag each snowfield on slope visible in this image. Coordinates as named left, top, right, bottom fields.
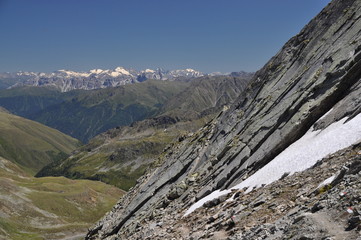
left=184, top=112, right=361, bottom=216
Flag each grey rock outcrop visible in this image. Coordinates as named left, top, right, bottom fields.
left=86, top=0, right=361, bottom=239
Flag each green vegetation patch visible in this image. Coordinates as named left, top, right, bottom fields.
left=27, top=177, right=122, bottom=222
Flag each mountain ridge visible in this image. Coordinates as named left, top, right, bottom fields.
left=0, top=67, right=225, bottom=92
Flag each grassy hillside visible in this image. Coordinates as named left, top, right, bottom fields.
left=0, top=156, right=124, bottom=240
left=0, top=81, right=189, bottom=142
left=0, top=110, right=80, bottom=174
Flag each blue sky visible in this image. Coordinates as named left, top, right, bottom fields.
left=0, top=0, right=331, bottom=73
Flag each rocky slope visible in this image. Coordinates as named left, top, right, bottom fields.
left=36, top=75, right=250, bottom=191
left=86, top=0, right=361, bottom=239
left=0, top=67, right=205, bottom=92
left=93, top=142, right=361, bottom=240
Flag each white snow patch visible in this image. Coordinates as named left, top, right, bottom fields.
left=90, top=69, right=104, bottom=74
left=110, top=72, right=121, bottom=77
left=184, top=190, right=231, bottom=216
left=234, top=113, right=361, bottom=193
left=58, top=70, right=90, bottom=77
left=317, top=175, right=335, bottom=189
left=114, top=67, right=130, bottom=75
left=144, top=69, right=155, bottom=73
left=184, top=112, right=361, bottom=216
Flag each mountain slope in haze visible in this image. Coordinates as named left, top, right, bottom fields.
left=161, top=75, right=250, bottom=120
left=86, top=0, right=361, bottom=239
left=0, top=86, right=71, bottom=117
left=0, top=80, right=189, bottom=142
left=0, top=110, right=80, bottom=174
left=32, top=80, right=189, bottom=143
left=0, top=156, right=124, bottom=240
left=36, top=75, right=251, bottom=191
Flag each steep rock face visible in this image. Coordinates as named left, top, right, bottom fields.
left=87, top=0, right=361, bottom=239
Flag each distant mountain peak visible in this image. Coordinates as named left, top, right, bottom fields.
left=113, top=66, right=131, bottom=76
left=89, top=68, right=104, bottom=74
left=143, top=69, right=155, bottom=73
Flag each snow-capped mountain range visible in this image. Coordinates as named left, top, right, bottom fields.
left=0, top=67, right=206, bottom=92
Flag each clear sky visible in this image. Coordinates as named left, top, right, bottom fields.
left=0, top=0, right=331, bottom=73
